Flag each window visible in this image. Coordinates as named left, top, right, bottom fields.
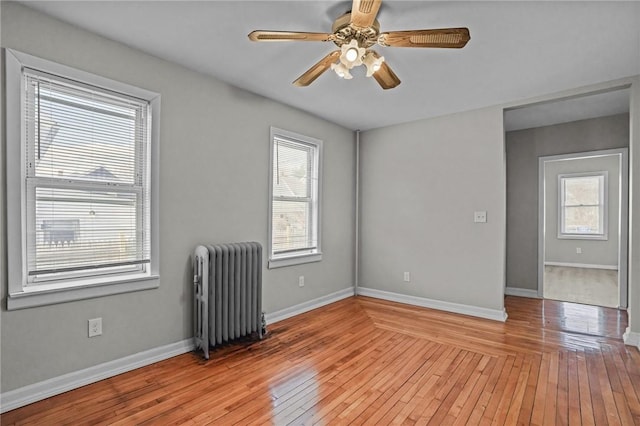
left=558, top=172, right=608, bottom=240
left=6, top=49, right=160, bottom=309
left=268, top=127, right=322, bottom=268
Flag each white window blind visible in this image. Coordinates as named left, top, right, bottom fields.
left=23, top=69, right=151, bottom=283
left=268, top=128, right=322, bottom=268
left=559, top=173, right=607, bottom=238
left=272, top=137, right=318, bottom=254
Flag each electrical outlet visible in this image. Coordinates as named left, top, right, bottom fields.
left=576, top=247, right=582, bottom=254
left=403, top=272, right=411, bottom=282
left=88, top=318, right=102, bottom=338
left=298, top=276, right=305, bottom=287
left=474, top=211, right=487, bottom=223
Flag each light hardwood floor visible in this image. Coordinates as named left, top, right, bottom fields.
left=2, top=296, right=639, bottom=425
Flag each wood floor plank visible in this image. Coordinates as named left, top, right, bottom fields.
left=577, top=349, right=597, bottom=426
left=478, top=353, right=520, bottom=426
left=609, top=349, right=640, bottom=418
left=502, top=354, right=533, bottom=425
left=401, top=350, right=477, bottom=424
left=309, top=337, right=433, bottom=425
left=601, top=347, right=637, bottom=425
left=543, top=351, right=560, bottom=426
left=516, top=352, right=542, bottom=426
left=370, top=343, right=455, bottom=424
left=591, top=348, right=623, bottom=426
left=566, top=349, right=582, bottom=426
left=397, top=346, right=459, bottom=424
left=335, top=344, right=447, bottom=424
left=556, top=350, right=569, bottom=425
left=451, top=356, right=500, bottom=426
left=530, top=352, right=550, bottom=426
left=244, top=331, right=404, bottom=425
left=353, top=346, right=460, bottom=426
left=585, top=348, right=610, bottom=425
left=622, top=347, right=640, bottom=419
left=466, top=353, right=513, bottom=425
left=284, top=334, right=418, bottom=425
left=441, top=354, right=494, bottom=424
left=344, top=340, right=449, bottom=425
left=2, top=295, right=637, bottom=426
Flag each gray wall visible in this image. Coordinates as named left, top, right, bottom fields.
left=506, top=114, right=629, bottom=290
left=0, top=2, right=355, bottom=392
left=544, top=154, right=620, bottom=266
left=359, top=107, right=506, bottom=312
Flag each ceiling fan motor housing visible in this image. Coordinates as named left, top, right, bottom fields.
left=332, top=12, right=380, bottom=48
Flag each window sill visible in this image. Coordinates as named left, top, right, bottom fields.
left=7, top=274, right=160, bottom=310
left=268, top=253, right=322, bottom=269
left=557, top=234, right=608, bottom=241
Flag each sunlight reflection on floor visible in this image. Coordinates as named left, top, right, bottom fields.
left=542, top=298, right=621, bottom=337
left=269, top=366, right=319, bottom=424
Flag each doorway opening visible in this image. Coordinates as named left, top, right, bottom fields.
left=539, top=149, right=628, bottom=308
left=504, top=86, right=630, bottom=310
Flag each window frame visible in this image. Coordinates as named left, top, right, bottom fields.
left=557, top=171, right=608, bottom=240
left=268, top=127, right=322, bottom=269
left=6, top=49, right=161, bottom=310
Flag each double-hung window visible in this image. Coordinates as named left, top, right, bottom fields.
left=6, top=49, right=160, bottom=309
left=268, top=127, right=322, bottom=268
left=558, top=172, right=608, bottom=240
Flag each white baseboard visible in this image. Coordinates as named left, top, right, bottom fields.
left=623, top=327, right=640, bottom=350
left=505, top=287, right=540, bottom=298
left=0, top=338, right=195, bottom=414
left=265, top=287, right=355, bottom=324
left=544, top=262, right=618, bottom=271
left=356, top=287, right=507, bottom=322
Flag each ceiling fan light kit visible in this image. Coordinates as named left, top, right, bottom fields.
left=363, top=51, right=384, bottom=77
left=331, top=62, right=353, bottom=79
left=341, top=40, right=362, bottom=64
left=248, top=0, right=470, bottom=90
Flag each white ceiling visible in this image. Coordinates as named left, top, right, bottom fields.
left=21, top=1, right=640, bottom=131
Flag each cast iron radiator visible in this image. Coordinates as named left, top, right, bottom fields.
left=193, top=242, right=263, bottom=359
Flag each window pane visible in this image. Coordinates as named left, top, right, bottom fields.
left=269, top=129, right=321, bottom=264
left=272, top=140, right=311, bottom=198
left=564, top=176, right=600, bottom=206
left=25, top=73, right=145, bottom=185
left=30, top=186, right=148, bottom=277
left=22, top=71, right=151, bottom=283
left=564, top=205, right=601, bottom=234
left=272, top=200, right=312, bottom=252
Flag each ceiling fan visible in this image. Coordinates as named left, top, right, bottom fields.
left=248, top=0, right=470, bottom=89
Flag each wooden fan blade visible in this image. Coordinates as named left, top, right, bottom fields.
left=248, top=30, right=334, bottom=42
left=350, top=0, right=382, bottom=28
left=373, top=60, right=401, bottom=90
left=379, top=28, right=470, bottom=48
left=293, top=50, right=341, bottom=87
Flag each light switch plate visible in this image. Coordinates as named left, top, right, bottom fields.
left=474, top=211, right=487, bottom=223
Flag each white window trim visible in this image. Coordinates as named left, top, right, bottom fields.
left=557, top=171, right=608, bottom=241
left=268, top=127, right=322, bottom=269
left=5, top=49, right=161, bottom=310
